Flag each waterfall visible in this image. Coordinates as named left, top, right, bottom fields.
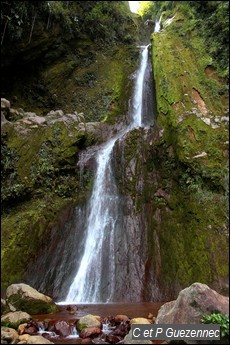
left=64, top=45, right=151, bottom=303
left=132, top=44, right=150, bottom=127
left=154, top=15, right=162, bottom=33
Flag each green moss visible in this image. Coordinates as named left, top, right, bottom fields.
left=1, top=318, right=30, bottom=330
left=148, top=139, right=228, bottom=292
left=77, top=322, right=88, bottom=332
left=151, top=13, right=228, bottom=186
left=115, top=120, right=228, bottom=296
left=6, top=293, right=57, bottom=314
left=1, top=197, right=77, bottom=289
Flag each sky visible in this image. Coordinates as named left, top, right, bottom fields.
left=129, top=1, right=141, bottom=13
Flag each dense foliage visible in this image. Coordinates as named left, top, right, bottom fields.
left=201, top=313, right=229, bottom=339
left=1, top=1, right=134, bottom=45
left=138, top=1, right=229, bottom=79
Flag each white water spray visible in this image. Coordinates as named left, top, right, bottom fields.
left=64, top=45, right=150, bottom=303
left=133, top=45, right=150, bottom=127
left=154, top=15, right=162, bottom=33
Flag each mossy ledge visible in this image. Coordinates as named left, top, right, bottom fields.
left=148, top=9, right=228, bottom=298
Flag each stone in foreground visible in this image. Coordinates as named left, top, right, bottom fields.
left=5, top=283, right=57, bottom=314
left=155, top=282, right=229, bottom=324
left=1, top=311, right=31, bottom=329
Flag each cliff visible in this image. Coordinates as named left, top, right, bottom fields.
left=113, top=2, right=229, bottom=299
left=1, top=1, right=229, bottom=300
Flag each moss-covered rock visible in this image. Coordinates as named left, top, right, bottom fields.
left=1, top=2, right=141, bottom=121
left=1, top=311, right=31, bottom=329
left=1, top=108, right=95, bottom=290
left=5, top=283, right=57, bottom=314
left=76, top=314, right=101, bottom=332
left=114, top=124, right=228, bottom=300
left=113, top=8, right=228, bottom=298
left=146, top=7, right=228, bottom=298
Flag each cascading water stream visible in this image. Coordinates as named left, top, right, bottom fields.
left=64, top=45, right=151, bottom=304
left=154, top=15, right=162, bottom=33
left=132, top=44, right=150, bottom=127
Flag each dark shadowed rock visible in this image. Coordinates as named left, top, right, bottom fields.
left=114, top=314, right=129, bottom=324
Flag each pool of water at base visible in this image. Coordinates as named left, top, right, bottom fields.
left=33, top=302, right=165, bottom=344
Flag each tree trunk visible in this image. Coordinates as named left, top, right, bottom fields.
left=28, top=12, right=37, bottom=44
left=1, top=17, right=9, bottom=46
left=46, top=11, right=51, bottom=30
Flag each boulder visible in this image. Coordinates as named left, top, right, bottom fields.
left=23, top=335, right=54, bottom=344
left=24, top=112, right=38, bottom=118
left=80, top=326, right=101, bottom=338
left=53, top=320, right=71, bottom=336
left=1, top=98, right=10, bottom=110
left=122, top=317, right=152, bottom=344
left=77, top=314, right=101, bottom=331
left=5, top=283, right=58, bottom=314
left=46, top=109, right=64, bottom=118
left=27, top=116, right=46, bottom=125
left=76, top=121, right=112, bottom=143
left=155, top=282, right=229, bottom=324
left=18, top=322, right=28, bottom=335
left=1, top=311, right=31, bottom=329
left=130, top=318, right=151, bottom=325
left=114, top=314, right=129, bottom=324
left=1, top=327, right=19, bottom=344
left=19, top=334, right=31, bottom=342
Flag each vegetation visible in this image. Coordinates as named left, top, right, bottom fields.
left=1, top=1, right=135, bottom=45
left=201, top=313, right=229, bottom=339
left=111, top=0, right=228, bottom=298
left=138, top=1, right=229, bottom=80
left=1, top=1, right=142, bottom=290
left=1, top=1, right=141, bottom=119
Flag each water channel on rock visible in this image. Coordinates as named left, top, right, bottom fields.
left=63, top=44, right=154, bottom=304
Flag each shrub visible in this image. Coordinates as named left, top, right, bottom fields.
left=201, top=313, right=229, bottom=339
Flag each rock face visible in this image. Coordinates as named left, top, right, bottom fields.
left=110, top=4, right=229, bottom=302
left=1, top=4, right=229, bottom=304
left=5, top=284, right=57, bottom=314
left=155, top=282, right=229, bottom=324
left=149, top=5, right=228, bottom=300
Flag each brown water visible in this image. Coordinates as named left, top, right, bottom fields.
left=33, top=302, right=165, bottom=344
